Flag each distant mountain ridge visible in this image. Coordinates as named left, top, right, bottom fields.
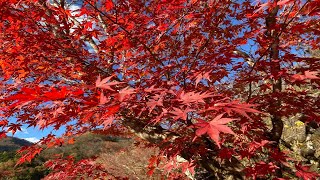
left=0, top=136, right=33, bottom=152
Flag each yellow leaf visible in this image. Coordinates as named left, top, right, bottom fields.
left=295, top=121, right=304, bottom=127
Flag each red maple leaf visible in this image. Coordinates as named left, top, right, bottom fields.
left=104, top=105, right=120, bottom=117
left=194, top=71, right=211, bottom=86
left=146, top=95, right=163, bottom=113
left=16, top=146, right=43, bottom=166
left=304, top=71, right=320, bottom=80
left=270, top=149, right=292, bottom=166
left=295, top=163, right=320, bottom=180
left=99, top=92, right=108, bottom=105
left=7, top=123, right=22, bottom=135
left=101, top=115, right=115, bottom=129
left=96, top=75, right=124, bottom=91
left=0, top=120, right=8, bottom=127
left=194, top=114, right=236, bottom=148
left=105, top=0, right=113, bottom=11
left=117, top=87, right=135, bottom=102
left=179, top=91, right=213, bottom=105
left=217, top=148, right=235, bottom=161
left=43, top=87, right=68, bottom=100
left=170, top=107, right=194, bottom=121
left=277, top=0, right=295, bottom=6
left=245, top=161, right=278, bottom=179
left=290, top=71, right=320, bottom=82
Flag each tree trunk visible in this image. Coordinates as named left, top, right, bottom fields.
left=266, top=3, right=284, bottom=178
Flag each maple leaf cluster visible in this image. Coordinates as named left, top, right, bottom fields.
left=0, top=0, right=320, bottom=179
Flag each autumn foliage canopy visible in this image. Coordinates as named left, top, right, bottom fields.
left=0, top=0, right=320, bottom=179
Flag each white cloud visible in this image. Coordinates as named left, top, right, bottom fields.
left=23, top=137, right=40, bottom=143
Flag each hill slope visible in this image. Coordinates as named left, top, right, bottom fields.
left=0, top=133, right=162, bottom=179
left=0, top=136, right=33, bottom=152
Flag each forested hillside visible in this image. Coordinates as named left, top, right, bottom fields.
left=0, top=133, right=161, bottom=180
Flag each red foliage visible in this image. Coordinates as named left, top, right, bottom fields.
left=295, top=163, right=320, bottom=180
left=44, top=156, right=108, bottom=180
left=16, top=146, right=43, bottom=166
left=0, top=0, right=319, bottom=179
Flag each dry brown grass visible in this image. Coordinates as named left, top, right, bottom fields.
left=97, top=139, right=163, bottom=179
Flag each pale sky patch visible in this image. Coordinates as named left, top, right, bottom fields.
left=22, top=137, right=40, bottom=143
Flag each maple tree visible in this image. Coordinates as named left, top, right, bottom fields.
left=0, top=0, right=320, bottom=179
